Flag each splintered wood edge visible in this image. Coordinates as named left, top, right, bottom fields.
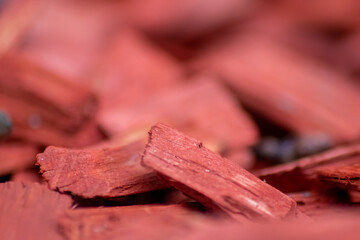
left=255, top=143, right=360, bottom=178
left=317, top=164, right=360, bottom=191
left=142, top=123, right=303, bottom=222
left=36, top=143, right=167, bottom=198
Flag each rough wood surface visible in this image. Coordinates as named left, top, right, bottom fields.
left=61, top=202, right=360, bottom=240
left=0, top=142, right=38, bottom=175
left=59, top=204, right=199, bottom=240
left=142, top=123, right=301, bottom=222
left=255, top=143, right=360, bottom=192
left=186, top=214, right=360, bottom=240
left=0, top=182, right=72, bottom=240
left=100, top=78, right=258, bottom=154
left=288, top=191, right=360, bottom=220
left=37, top=141, right=166, bottom=198
left=193, top=32, right=360, bottom=143
left=317, top=163, right=360, bottom=191
left=69, top=209, right=209, bottom=240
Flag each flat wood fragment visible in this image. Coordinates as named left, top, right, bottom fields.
left=317, top=163, right=360, bottom=191
left=193, top=32, right=360, bottom=143
left=61, top=204, right=360, bottom=240
left=255, top=143, right=360, bottom=192
left=0, top=181, right=72, bottom=240
left=37, top=141, right=166, bottom=198
left=100, top=78, right=258, bottom=153
left=59, top=204, right=199, bottom=240
left=142, top=123, right=301, bottom=222
left=70, top=210, right=208, bottom=240
left=289, top=191, right=360, bottom=220
left=187, top=214, right=360, bottom=240
left=0, top=142, right=38, bottom=175
left=16, top=0, right=121, bottom=80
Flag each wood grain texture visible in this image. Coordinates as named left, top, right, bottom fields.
left=186, top=214, right=360, bottom=240
left=255, top=143, right=360, bottom=192
left=142, top=123, right=301, bottom=222
left=37, top=141, right=166, bottom=198
left=59, top=204, right=199, bottom=240
left=289, top=191, right=360, bottom=220
left=0, top=182, right=72, bottom=240
left=66, top=209, right=208, bottom=240
left=317, top=163, right=360, bottom=191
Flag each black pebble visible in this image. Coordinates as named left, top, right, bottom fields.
left=0, top=111, right=12, bottom=139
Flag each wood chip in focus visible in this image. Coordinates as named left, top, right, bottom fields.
left=142, top=123, right=301, bottom=222
left=37, top=141, right=166, bottom=198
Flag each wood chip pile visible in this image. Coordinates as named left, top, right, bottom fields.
left=1, top=0, right=360, bottom=239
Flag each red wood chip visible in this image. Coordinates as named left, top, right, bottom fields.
left=186, top=214, right=360, bottom=240
left=59, top=204, right=198, bottom=240
left=288, top=191, right=360, bottom=219
left=90, top=30, right=183, bottom=112
left=17, top=0, right=119, bottom=81
left=193, top=33, right=360, bottom=143
left=100, top=78, right=258, bottom=154
left=142, top=123, right=301, bottom=222
left=255, top=143, right=360, bottom=192
left=37, top=141, right=166, bottom=198
left=0, top=182, right=72, bottom=240
left=317, top=163, right=360, bottom=191
left=0, top=54, right=97, bottom=146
